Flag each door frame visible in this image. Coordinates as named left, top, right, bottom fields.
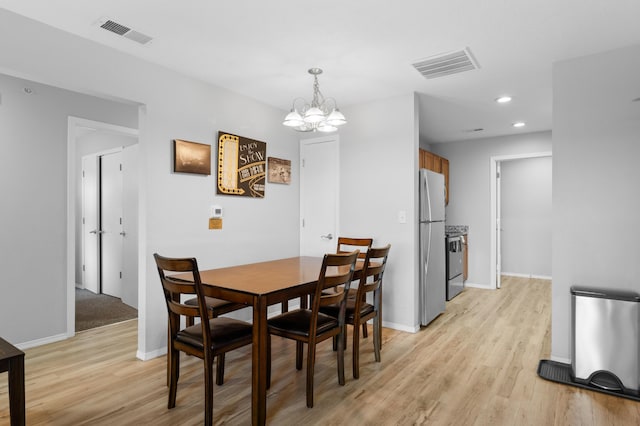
left=299, top=134, right=340, bottom=256
left=67, top=117, right=138, bottom=337
left=489, top=151, right=551, bottom=290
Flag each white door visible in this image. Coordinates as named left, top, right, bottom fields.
left=82, top=155, right=100, bottom=294
left=101, top=151, right=124, bottom=298
left=121, top=145, right=139, bottom=308
left=496, top=161, right=502, bottom=289
left=300, top=136, right=339, bottom=256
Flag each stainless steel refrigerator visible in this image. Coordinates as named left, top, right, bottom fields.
left=419, top=168, right=446, bottom=326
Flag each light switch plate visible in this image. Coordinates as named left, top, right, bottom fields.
left=398, top=210, right=407, bottom=224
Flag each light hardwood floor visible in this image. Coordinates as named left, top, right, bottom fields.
left=1, top=277, right=638, bottom=425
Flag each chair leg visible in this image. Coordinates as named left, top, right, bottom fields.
left=337, top=329, right=346, bottom=386
left=168, top=349, right=179, bottom=409
left=296, top=341, right=304, bottom=370
left=167, top=327, right=172, bottom=387
left=215, top=353, right=225, bottom=386
left=306, top=341, right=316, bottom=408
left=166, top=345, right=171, bottom=387
left=352, top=321, right=361, bottom=379
left=373, top=313, right=381, bottom=363
left=203, top=356, right=214, bottom=426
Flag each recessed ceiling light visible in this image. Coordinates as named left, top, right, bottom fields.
left=512, top=121, right=525, bottom=128
left=496, top=96, right=512, bottom=103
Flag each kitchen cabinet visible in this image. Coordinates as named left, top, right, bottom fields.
left=462, top=234, right=468, bottom=281
left=441, top=158, right=449, bottom=205
left=419, top=149, right=449, bottom=204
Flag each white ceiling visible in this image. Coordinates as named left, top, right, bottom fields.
left=2, top=0, right=640, bottom=143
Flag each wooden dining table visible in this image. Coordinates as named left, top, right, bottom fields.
left=188, top=256, right=347, bottom=425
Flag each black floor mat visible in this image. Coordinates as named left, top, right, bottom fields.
left=537, top=359, right=640, bottom=401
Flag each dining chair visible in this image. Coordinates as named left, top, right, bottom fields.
left=336, top=236, right=372, bottom=259
left=266, top=250, right=359, bottom=408
left=320, top=244, right=391, bottom=378
left=153, top=254, right=253, bottom=426
left=336, top=237, right=373, bottom=337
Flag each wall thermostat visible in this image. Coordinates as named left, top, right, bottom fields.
left=211, top=205, right=223, bottom=218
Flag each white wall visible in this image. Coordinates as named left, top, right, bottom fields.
left=0, top=9, right=300, bottom=356
left=552, top=44, right=640, bottom=362
left=0, top=72, right=138, bottom=344
left=430, top=131, right=552, bottom=287
left=331, top=93, right=419, bottom=331
left=500, top=156, right=552, bottom=278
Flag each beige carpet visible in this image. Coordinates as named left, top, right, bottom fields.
left=76, top=288, right=138, bottom=331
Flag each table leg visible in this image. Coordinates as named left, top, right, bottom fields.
left=9, top=354, right=25, bottom=426
left=252, top=296, right=268, bottom=426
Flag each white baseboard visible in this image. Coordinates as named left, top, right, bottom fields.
left=137, top=347, right=166, bottom=361
left=502, top=272, right=552, bottom=280
left=16, top=333, right=69, bottom=350
left=382, top=321, right=420, bottom=333
left=465, top=281, right=493, bottom=290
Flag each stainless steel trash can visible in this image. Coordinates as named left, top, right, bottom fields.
left=571, top=286, right=640, bottom=395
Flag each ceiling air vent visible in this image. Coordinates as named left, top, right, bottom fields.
left=412, top=47, right=479, bottom=79
left=98, top=18, right=153, bottom=45
left=123, top=30, right=153, bottom=45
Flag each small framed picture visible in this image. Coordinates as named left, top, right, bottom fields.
left=267, top=157, right=291, bottom=184
left=174, top=139, right=211, bottom=175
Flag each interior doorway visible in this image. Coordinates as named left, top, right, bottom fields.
left=490, top=152, right=552, bottom=289
left=68, top=117, right=139, bottom=334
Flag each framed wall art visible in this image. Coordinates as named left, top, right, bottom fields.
left=217, top=131, right=266, bottom=198
left=267, top=157, right=291, bottom=184
left=173, top=139, right=211, bottom=175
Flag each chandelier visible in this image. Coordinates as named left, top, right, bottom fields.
left=282, top=68, right=347, bottom=132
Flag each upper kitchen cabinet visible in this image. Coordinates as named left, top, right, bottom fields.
left=440, top=157, right=449, bottom=205
left=419, top=149, right=449, bottom=205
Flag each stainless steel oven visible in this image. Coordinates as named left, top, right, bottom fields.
left=446, top=234, right=464, bottom=300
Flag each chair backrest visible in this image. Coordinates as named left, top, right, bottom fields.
left=355, top=244, right=391, bottom=301
left=336, top=237, right=372, bottom=260
left=309, top=251, right=359, bottom=334
left=154, top=253, right=211, bottom=343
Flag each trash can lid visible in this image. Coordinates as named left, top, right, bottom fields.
left=571, top=286, right=640, bottom=302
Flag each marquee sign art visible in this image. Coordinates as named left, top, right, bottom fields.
left=217, top=131, right=266, bottom=198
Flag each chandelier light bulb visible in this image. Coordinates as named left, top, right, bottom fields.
left=283, top=109, right=304, bottom=127
left=303, top=107, right=325, bottom=124
left=326, top=109, right=346, bottom=126
left=317, top=122, right=338, bottom=132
